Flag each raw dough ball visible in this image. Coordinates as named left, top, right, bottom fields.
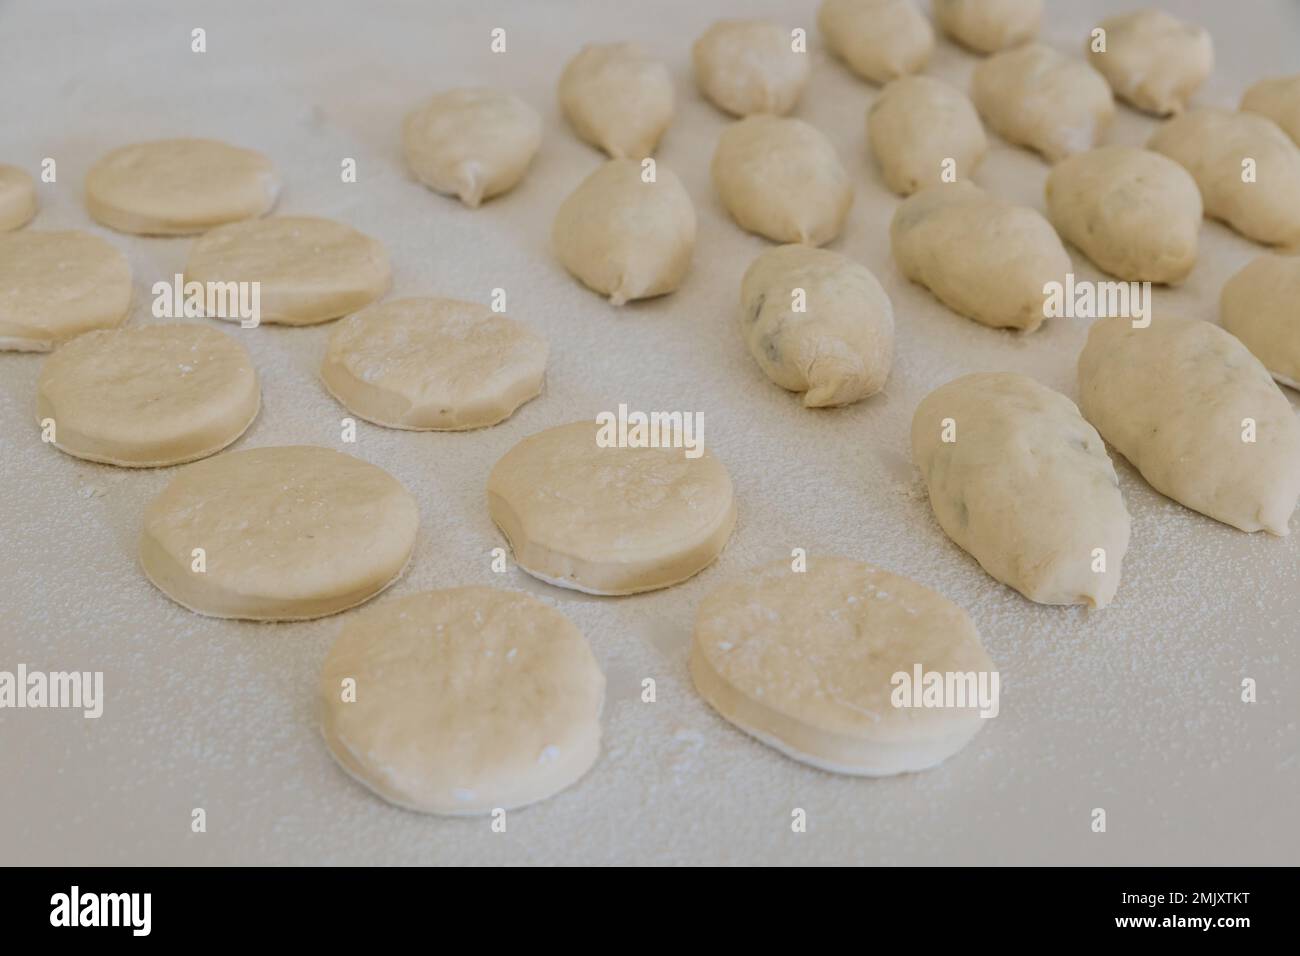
left=552, top=159, right=695, bottom=305
left=712, top=115, right=854, bottom=246
left=1148, top=109, right=1300, bottom=246
left=1221, top=254, right=1300, bottom=389
left=691, top=556, right=995, bottom=776
left=933, top=0, right=1041, bottom=54
left=739, top=244, right=894, bottom=407
left=322, top=297, right=547, bottom=430
left=1242, top=74, right=1300, bottom=146
left=85, top=138, right=278, bottom=235
left=693, top=19, right=809, bottom=117
left=141, top=446, right=418, bottom=620
left=0, top=230, right=131, bottom=351
left=559, top=42, right=674, bottom=158
left=1078, top=317, right=1300, bottom=535
left=912, top=372, right=1130, bottom=608
left=319, top=587, right=604, bottom=815
left=1086, top=10, right=1212, bottom=117
left=868, top=75, right=987, bottom=195
left=0, top=164, right=36, bottom=231
left=403, top=88, right=542, bottom=207
left=972, top=44, right=1115, bottom=162
left=1045, top=145, right=1201, bottom=283
left=891, top=181, right=1070, bottom=332
left=818, top=0, right=933, bottom=86
left=184, top=216, right=391, bottom=326
left=37, top=324, right=259, bottom=467
left=487, top=420, right=736, bottom=595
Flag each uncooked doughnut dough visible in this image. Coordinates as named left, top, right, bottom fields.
left=868, top=75, right=987, bottom=195
left=692, top=19, right=809, bottom=117
left=691, top=556, right=995, bottom=776
left=403, top=88, right=542, bottom=207
left=1221, top=254, right=1300, bottom=389
left=140, top=446, right=418, bottom=619
left=321, top=297, right=547, bottom=430
left=184, top=216, right=391, bottom=326
left=552, top=159, right=695, bottom=305
left=712, top=115, right=853, bottom=246
left=1078, top=317, right=1300, bottom=535
left=37, top=324, right=259, bottom=467
left=933, top=0, right=1041, bottom=54
left=912, top=372, right=1130, bottom=607
left=0, top=230, right=131, bottom=351
left=559, top=42, right=674, bottom=159
left=739, top=244, right=894, bottom=407
left=85, top=138, right=278, bottom=235
left=319, top=587, right=604, bottom=815
left=818, top=0, right=933, bottom=86
left=1242, top=74, right=1300, bottom=146
left=487, top=420, right=736, bottom=595
left=0, top=164, right=36, bottom=230
left=1086, top=10, right=1212, bottom=117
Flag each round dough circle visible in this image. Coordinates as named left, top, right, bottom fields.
left=37, top=323, right=259, bottom=467
left=141, top=446, right=418, bottom=620
left=559, top=42, right=675, bottom=159
left=693, top=19, right=810, bottom=117
left=85, top=138, right=279, bottom=235
left=691, top=556, right=995, bottom=776
left=319, top=586, right=605, bottom=815
left=184, top=216, right=391, bottom=326
left=818, top=0, right=935, bottom=85
left=322, top=297, right=547, bottom=430
left=487, top=420, right=736, bottom=595
left=0, top=164, right=37, bottom=231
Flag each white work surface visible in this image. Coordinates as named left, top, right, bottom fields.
left=2, top=0, right=1298, bottom=866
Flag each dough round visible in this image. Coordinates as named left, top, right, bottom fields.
left=818, top=0, right=933, bottom=86
left=403, top=88, right=541, bottom=207
left=487, top=420, right=736, bottom=595
left=691, top=556, right=995, bottom=776
left=184, top=216, right=390, bottom=326
left=1087, top=10, right=1212, bottom=117
left=37, top=324, right=259, bottom=467
left=867, top=75, right=987, bottom=195
left=141, top=446, right=418, bottom=620
left=0, top=164, right=36, bottom=231
left=712, top=115, right=854, bottom=246
left=0, top=230, right=131, bottom=352
left=1221, top=254, right=1300, bottom=389
left=559, top=42, right=675, bottom=159
left=1242, top=74, right=1300, bottom=147
left=552, top=159, right=695, bottom=305
left=85, top=138, right=278, bottom=235
left=693, top=19, right=809, bottom=117
left=319, top=587, right=604, bottom=815
left=933, top=0, right=1041, bottom=53
left=322, top=297, right=547, bottom=430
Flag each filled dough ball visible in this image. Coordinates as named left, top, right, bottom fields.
left=972, top=44, right=1115, bottom=162
left=1086, top=10, right=1212, bottom=117
left=403, top=88, right=541, bottom=207
left=319, top=587, right=604, bottom=815
left=141, top=446, right=418, bottom=620
left=1242, top=74, right=1300, bottom=147
left=691, top=556, right=995, bottom=776
left=559, top=42, right=674, bottom=159
left=693, top=19, right=809, bottom=117
left=488, top=420, right=736, bottom=595
left=37, top=324, right=259, bottom=467
left=0, top=164, right=36, bottom=230
left=739, top=244, right=894, bottom=407
left=1221, top=254, right=1300, bottom=389
left=85, top=138, right=278, bottom=235
left=712, top=116, right=853, bottom=246
left=818, top=0, right=933, bottom=85
left=933, top=0, right=1041, bottom=54
left=868, top=75, right=987, bottom=195
left=1046, top=145, right=1201, bottom=283
left=322, top=297, right=547, bottom=430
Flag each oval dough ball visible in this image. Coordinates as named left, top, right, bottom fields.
left=693, top=19, right=809, bottom=117
left=818, top=0, right=933, bottom=86
left=739, top=244, right=894, bottom=407
left=891, top=181, right=1070, bottom=332
left=933, top=0, right=1041, bottom=54
left=37, top=324, right=259, bottom=467
left=141, top=446, right=418, bottom=620
left=85, top=138, right=278, bottom=236
left=1078, top=317, right=1300, bottom=535
left=1221, top=254, right=1300, bottom=389
left=1045, top=145, right=1201, bottom=283
left=559, top=42, right=674, bottom=159
left=552, top=159, right=695, bottom=305
left=868, top=75, right=987, bottom=195
left=1086, top=10, right=1212, bottom=117
left=403, top=88, right=542, bottom=207
left=322, top=297, right=547, bottom=430
left=487, top=420, right=736, bottom=595
left=1242, top=74, right=1300, bottom=147
left=972, top=44, right=1115, bottom=162
left=184, top=216, right=390, bottom=326
left=319, top=587, right=604, bottom=815
left=0, top=230, right=131, bottom=352
left=912, top=373, right=1130, bottom=607
left=0, top=164, right=36, bottom=231
left=691, top=556, right=995, bottom=776
left=712, top=116, right=854, bottom=246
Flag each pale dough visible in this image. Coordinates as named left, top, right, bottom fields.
left=933, top=0, right=1041, bottom=54
left=1242, top=74, right=1300, bottom=147
left=692, top=19, right=809, bottom=117
left=818, top=0, right=933, bottom=86
left=0, top=164, right=36, bottom=231
left=867, top=75, right=987, bottom=195
left=559, top=42, right=675, bottom=159
left=319, top=587, right=604, bottom=815
left=140, top=446, right=419, bottom=619
left=1086, top=10, right=1213, bottom=117
left=1221, top=254, right=1300, bottom=389
left=487, top=420, right=736, bottom=595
